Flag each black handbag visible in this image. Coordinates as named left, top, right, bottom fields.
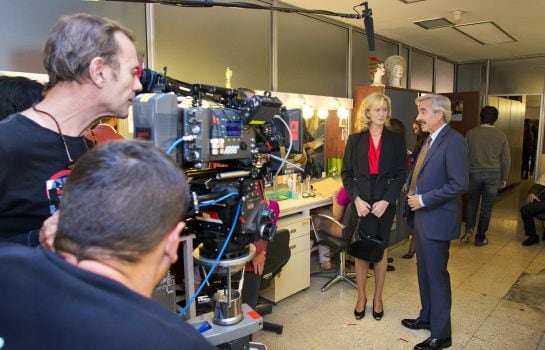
left=347, top=217, right=385, bottom=263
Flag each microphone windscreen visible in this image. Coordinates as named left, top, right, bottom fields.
left=364, top=16, right=375, bottom=51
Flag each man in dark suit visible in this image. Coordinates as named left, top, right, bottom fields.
left=402, top=94, right=468, bottom=350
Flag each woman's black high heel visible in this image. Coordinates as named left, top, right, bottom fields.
left=372, top=300, right=384, bottom=321
left=354, top=299, right=367, bottom=320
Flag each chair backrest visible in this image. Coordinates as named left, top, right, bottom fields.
left=260, top=228, right=291, bottom=289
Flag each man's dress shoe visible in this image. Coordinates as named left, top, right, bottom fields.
left=522, top=235, right=539, bottom=246
left=414, top=337, right=452, bottom=350
left=401, top=318, right=431, bottom=330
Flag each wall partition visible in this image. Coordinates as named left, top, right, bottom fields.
left=489, top=57, right=545, bottom=95
left=409, top=50, right=433, bottom=92
left=1, top=1, right=451, bottom=99
left=277, top=13, right=348, bottom=97
left=351, top=30, right=399, bottom=89
left=435, top=58, right=454, bottom=93
left=488, top=58, right=545, bottom=180
left=351, top=30, right=370, bottom=88
left=153, top=4, right=271, bottom=90
left=0, top=0, right=146, bottom=74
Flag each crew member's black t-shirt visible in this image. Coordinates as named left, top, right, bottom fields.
left=0, top=114, right=89, bottom=244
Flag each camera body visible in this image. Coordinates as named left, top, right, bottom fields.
left=133, top=77, right=286, bottom=260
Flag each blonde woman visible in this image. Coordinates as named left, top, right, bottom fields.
left=341, top=92, right=406, bottom=320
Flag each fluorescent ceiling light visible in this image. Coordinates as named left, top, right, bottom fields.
left=414, top=17, right=454, bottom=30
left=453, top=21, right=516, bottom=45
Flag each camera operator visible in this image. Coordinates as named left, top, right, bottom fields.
left=0, top=140, right=214, bottom=349
left=0, top=13, right=142, bottom=247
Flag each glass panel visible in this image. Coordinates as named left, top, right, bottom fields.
left=456, top=62, right=484, bottom=92
left=352, top=30, right=370, bottom=87
left=154, top=5, right=271, bottom=90
left=435, top=59, right=454, bottom=93
left=352, top=30, right=397, bottom=88
left=409, top=51, right=433, bottom=92
left=400, top=46, right=409, bottom=89
left=278, top=14, right=348, bottom=97
left=0, top=0, right=146, bottom=73
left=489, top=57, right=545, bottom=95
left=374, top=38, right=398, bottom=62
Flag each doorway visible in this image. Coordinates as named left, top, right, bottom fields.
left=488, top=94, right=543, bottom=183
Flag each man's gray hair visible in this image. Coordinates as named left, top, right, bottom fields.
left=43, top=13, right=135, bottom=90
left=416, top=94, right=452, bottom=123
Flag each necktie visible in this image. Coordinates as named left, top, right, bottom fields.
left=408, top=136, right=431, bottom=194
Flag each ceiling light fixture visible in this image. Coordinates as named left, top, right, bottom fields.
left=398, top=0, right=426, bottom=4
left=453, top=21, right=517, bottom=45
left=452, top=10, right=464, bottom=24
left=414, top=13, right=516, bottom=46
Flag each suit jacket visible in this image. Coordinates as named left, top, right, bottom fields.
left=341, top=128, right=407, bottom=206
left=406, top=124, right=468, bottom=240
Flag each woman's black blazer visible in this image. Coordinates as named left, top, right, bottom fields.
left=341, top=128, right=407, bottom=206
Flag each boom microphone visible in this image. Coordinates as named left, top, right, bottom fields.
left=363, top=2, right=375, bottom=51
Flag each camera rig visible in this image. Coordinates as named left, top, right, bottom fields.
left=134, top=68, right=289, bottom=258
left=133, top=69, right=298, bottom=327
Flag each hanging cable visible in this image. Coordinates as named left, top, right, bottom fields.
left=165, top=135, right=197, bottom=155
left=155, top=1, right=364, bottom=19
left=273, top=115, right=292, bottom=177
left=178, top=200, right=243, bottom=318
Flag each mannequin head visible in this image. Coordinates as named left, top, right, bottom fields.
left=384, top=55, right=406, bottom=87
left=369, top=58, right=385, bottom=86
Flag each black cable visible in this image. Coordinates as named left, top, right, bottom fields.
left=151, top=0, right=363, bottom=19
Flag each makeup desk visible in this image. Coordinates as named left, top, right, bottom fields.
left=260, top=192, right=334, bottom=302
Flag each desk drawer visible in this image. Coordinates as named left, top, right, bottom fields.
left=260, top=249, right=310, bottom=303
left=287, top=233, right=310, bottom=255
left=277, top=214, right=310, bottom=240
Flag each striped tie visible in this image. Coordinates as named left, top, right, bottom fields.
left=408, top=136, right=431, bottom=195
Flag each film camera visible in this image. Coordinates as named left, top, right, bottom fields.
left=133, top=69, right=300, bottom=328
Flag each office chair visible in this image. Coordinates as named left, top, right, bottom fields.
left=254, top=228, right=291, bottom=334
left=310, top=213, right=357, bottom=292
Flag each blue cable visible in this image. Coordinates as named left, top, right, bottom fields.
left=166, top=138, right=185, bottom=155
left=199, top=192, right=239, bottom=207
left=178, top=200, right=243, bottom=318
